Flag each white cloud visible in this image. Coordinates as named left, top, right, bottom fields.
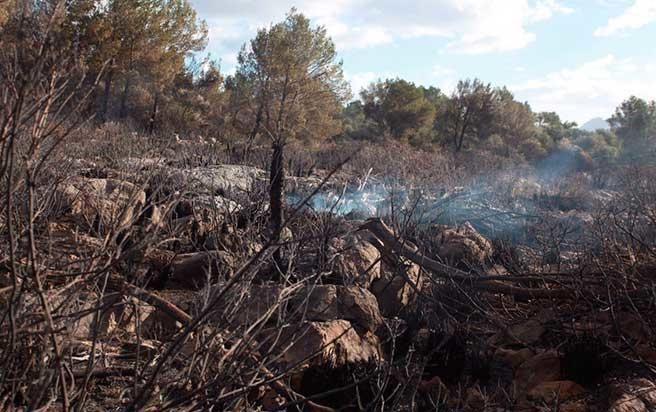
left=444, top=0, right=573, bottom=54
left=512, top=54, right=656, bottom=123
left=192, top=0, right=572, bottom=61
left=594, top=0, right=656, bottom=37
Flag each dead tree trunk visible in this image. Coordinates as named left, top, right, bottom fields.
left=99, top=59, right=114, bottom=123
left=269, top=140, right=285, bottom=268
left=118, top=75, right=131, bottom=118
left=147, top=91, right=159, bottom=135
left=119, top=45, right=134, bottom=118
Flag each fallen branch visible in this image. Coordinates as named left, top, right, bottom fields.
left=360, top=218, right=574, bottom=300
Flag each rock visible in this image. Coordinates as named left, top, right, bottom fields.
left=494, top=347, right=534, bottom=370
left=371, top=257, right=423, bottom=317
left=514, top=350, right=561, bottom=394
left=167, top=164, right=266, bottom=195
left=139, top=290, right=195, bottom=339
left=464, top=386, right=486, bottom=411
left=68, top=295, right=119, bottom=340
left=144, top=248, right=176, bottom=274
left=46, top=291, right=133, bottom=341
left=329, top=234, right=381, bottom=289
left=119, top=157, right=167, bottom=171
left=291, top=285, right=383, bottom=332
left=560, top=400, right=588, bottom=412
left=636, top=344, right=656, bottom=364
left=271, top=320, right=382, bottom=369
left=609, top=394, right=647, bottom=412
left=433, top=222, right=493, bottom=268
left=489, top=348, right=525, bottom=387
left=57, top=177, right=146, bottom=230
left=205, top=282, right=286, bottom=327
left=46, top=220, right=103, bottom=262
left=608, top=379, right=656, bottom=412
left=616, top=312, right=652, bottom=343
left=141, top=309, right=182, bottom=340
left=168, top=251, right=235, bottom=289
left=191, top=195, right=243, bottom=217
left=527, top=381, right=585, bottom=404
left=508, top=318, right=546, bottom=345
left=171, top=196, right=242, bottom=234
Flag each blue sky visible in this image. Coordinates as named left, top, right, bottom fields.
left=191, top=0, right=656, bottom=124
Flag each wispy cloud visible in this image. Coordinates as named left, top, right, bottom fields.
left=512, top=54, right=656, bottom=123
left=594, top=0, right=656, bottom=37
left=192, top=0, right=573, bottom=62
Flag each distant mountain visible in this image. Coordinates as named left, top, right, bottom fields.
left=580, top=117, right=610, bottom=132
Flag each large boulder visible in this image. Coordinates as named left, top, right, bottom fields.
left=269, top=320, right=382, bottom=369
left=371, top=257, right=423, bottom=317
left=291, top=285, right=383, bottom=332
left=329, top=234, right=381, bottom=288
left=432, top=222, right=493, bottom=268
left=57, top=177, right=146, bottom=230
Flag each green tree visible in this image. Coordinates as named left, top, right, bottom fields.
left=439, top=79, right=496, bottom=152
left=608, top=96, right=656, bottom=146
left=235, top=9, right=349, bottom=262
left=536, top=111, right=577, bottom=143
left=87, top=0, right=206, bottom=122
left=573, top=129, right=620, bottom=164
left=491, top=88, right=543, bottom=159
left=361, top=78, right=436, bottom=141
